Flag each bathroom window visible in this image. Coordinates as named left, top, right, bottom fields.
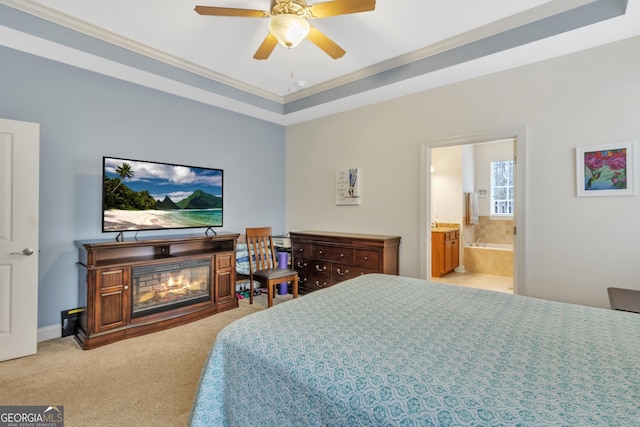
left=491, top=160, right=514, bottom=217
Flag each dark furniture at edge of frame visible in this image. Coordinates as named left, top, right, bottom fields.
left=74, top=233, right=239, bottom=350
left=289, top=230, right=401, bottom=294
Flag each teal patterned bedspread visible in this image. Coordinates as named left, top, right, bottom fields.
left=190, top=274, right=640, bottom=426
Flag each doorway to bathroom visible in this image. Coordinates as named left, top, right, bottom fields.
left=419, top=127, right=527, bottom=295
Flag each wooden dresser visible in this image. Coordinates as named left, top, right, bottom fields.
left=289, top=231, right=401, bottom=293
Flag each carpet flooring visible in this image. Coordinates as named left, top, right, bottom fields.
left=0, top=298, right=270, bottom=427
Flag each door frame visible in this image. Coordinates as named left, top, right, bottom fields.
left=420, top=126, right=527, bottom=295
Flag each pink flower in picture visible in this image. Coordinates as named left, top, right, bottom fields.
left=584, top=148, right=628, bottom=191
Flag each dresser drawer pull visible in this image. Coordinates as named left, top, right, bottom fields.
left=363, top=256, right=369, bottom=261
left=340, top=253, right=344, bottom=258
left=300, top=277, right=308, bottom=283
left=336, top=268, right=349, bottom=276
left=318, top=250, right=323, bottom=255
left=296, top=262, right=308, bottom=268
left=315, top=265, right=327, bottom=272
left=315, top=280, right=328, bottom=288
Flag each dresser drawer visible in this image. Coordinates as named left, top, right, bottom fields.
left=311, top=245, right=354, bottom=263
left=292, top=242, right=312, bottom=258
left=354, top=249, right=379, bottom=269
left=309, top=260, right=331, bottom=276
left=333, top=264, right=377, bottom=283
left=293, top=257, right=313, bottom=272
left=296, top=257, right=331, bottom=276
left=295, top=257, right=331, bottom=292
left=299, top=271, right=332, bottom=292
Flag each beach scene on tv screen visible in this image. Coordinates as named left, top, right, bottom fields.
left=103, top=158, right=223, bottom=231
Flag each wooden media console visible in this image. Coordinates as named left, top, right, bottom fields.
left=74, top=233, right=239, bottom=349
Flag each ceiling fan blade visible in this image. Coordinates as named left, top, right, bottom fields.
left=307, top=27, right=346, bottom=59
left=194, top=6, right=269, bottom=18
left=307, top=0, right=375, bottom=18
left=253, top=33, right=279, bottom=60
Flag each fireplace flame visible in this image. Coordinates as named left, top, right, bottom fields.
left=157, top=275, right=205, bottom=298
left=136, top=275, right=205, bottom=305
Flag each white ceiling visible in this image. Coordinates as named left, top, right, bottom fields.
left=1, top=0, right=639, bottom=125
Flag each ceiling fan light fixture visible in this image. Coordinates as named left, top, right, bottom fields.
left=268, top=14, right=310, bottom=48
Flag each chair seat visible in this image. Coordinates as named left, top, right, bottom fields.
left=252, top=268, right=298, bottom=281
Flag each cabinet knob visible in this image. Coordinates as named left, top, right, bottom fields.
left=318, top=250, right=323, bottom=255
left=340, top=253, right=344, bottom=258
left=363, top=256, right=369, bottom=261
left=124, top=286, right=129, bottom=290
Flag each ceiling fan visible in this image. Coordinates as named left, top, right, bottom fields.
left=194, top=0, right=376, bottom=60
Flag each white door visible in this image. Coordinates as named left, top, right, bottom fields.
left=0, top=118, right=39, bottom=362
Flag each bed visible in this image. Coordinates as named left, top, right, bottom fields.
left=190, top=274, right=640, bottom=426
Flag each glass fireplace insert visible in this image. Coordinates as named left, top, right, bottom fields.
left=131, top=258, right=211, bottom=318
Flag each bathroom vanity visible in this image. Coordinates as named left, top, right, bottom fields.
left=431, top=225, right=460, bottom=277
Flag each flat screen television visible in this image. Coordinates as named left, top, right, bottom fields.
left=102, top=156, right=223, bottom=237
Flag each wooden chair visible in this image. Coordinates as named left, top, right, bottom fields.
left=246, top=227, right=298, bottom=307
left=607, top=287, right=640, bottom=313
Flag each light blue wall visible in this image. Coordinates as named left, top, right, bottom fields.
left=0, top=46, right=286, bottom=328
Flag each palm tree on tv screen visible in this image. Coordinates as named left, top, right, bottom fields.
left=111, top=162, right=135, bottom=193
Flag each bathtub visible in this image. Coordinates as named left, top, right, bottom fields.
left=463, top=243, right=513, bottom=277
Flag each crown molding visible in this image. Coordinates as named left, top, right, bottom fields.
left=0, top=0, right=605, bottom=105
left=1, top=0, right=284, bottom=103
left=283, top=0, right=597, bottom=102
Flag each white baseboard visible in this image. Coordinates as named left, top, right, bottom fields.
left=38, top=324, right=61, bottom=342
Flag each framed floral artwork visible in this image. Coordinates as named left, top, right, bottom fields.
left=576, top=141, right=636, bottom=197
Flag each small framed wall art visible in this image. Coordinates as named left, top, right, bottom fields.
left=576, top=141, right=636, bottom=197
left=336, top=168, right=360, bottom=205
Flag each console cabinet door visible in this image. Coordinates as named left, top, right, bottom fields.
left=94, top=267, right=130, bottom=332
left=214, top=252, right=235, bottom=302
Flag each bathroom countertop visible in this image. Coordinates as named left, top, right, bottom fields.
left=431, top=223, right=460, bottom=233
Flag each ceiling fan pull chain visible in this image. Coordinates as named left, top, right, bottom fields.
left=288, top=48, right=295, bottom=93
